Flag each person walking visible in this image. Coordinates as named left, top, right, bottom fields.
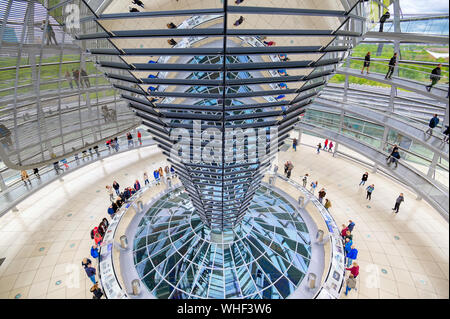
left=392, top=193, right=404, bottom=214
left=387, top=148, right=401, bottom=168
left=328, top=141, right=333, bottom=152
left=310, top=181, right=318, bottom=194
left=324, top=198, right=332, bottom=211
left=112, top=181, right=120, bottom=195
left=21, top=170, right=32, bottom=186
left=323, top=139, right=329, bottom=151
left=318, top=188, right=326, bottom=204
left=425, top=114, right=440, bottom=136
left=144, top=172, right=150, bottom=185
left=106, top=185, right=114, bottom=202
left=53, top=161, right=63, bottom=174
left=292, top=138, right=298, bottom=151
left=379, top=11, right=390, bottom=32
left=316, top=143, right=322, bottom=154
left=137, top=130, right=142, bottom=145
left=443, top=126, right=450, bottom=143
left=385, top=53, right=397, bottom=79
left=346, top=245, right=358, bottom=267
left=90, top=283, right=104, bottom=299
left=366, top=184, right=375, bottom=200
left=233, top=16, right=244, bottom=27
left=426, top=64, right=442, bottom=92
left=302, top=173, right=309, bottom=188
left=154, top=169, right=160, bottom=185
left=132, top=0, right=144, bottom=8
left=33, top=168, right=40, bottom=179
left=359, top=172, right=369, bottom=186
left=361, top=52, right=371, bottom=74
left=344, top=274, right=357, bottom=296
left=85, top=265, right=97, bottom=285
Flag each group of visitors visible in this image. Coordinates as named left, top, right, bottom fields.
left=316, top=139, right=334, bottom=154
left=341, top=220, right=359, bottom=296
left=359, top=171, right=404, bottom=212
left=283, top=161, right=294, bottom=179
left=65, top=69, right=90, bottom=90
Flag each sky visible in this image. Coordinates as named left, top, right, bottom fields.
left=399, top=0, right=449, bottom=14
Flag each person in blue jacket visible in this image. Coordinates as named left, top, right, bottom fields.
left=348, top=220, right=355, bottom=232
left=107, top=204, right=115, bottom=218
left=91, top=244, right=99, bottom=259
left=346, top=246, right=358, bottom=267
left=153, top=169, right=160, bottom=184
left=85, top=265, right=97, bottom=285
left=425, top=114, right=439, bottom=136
left=344, top=238, right=353, bottom=256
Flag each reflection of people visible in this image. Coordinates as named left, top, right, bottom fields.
left=41, top=20, right=58, bottom=45
left=132, top=0, right=144, bottom=8
left=0, top=123, right=13, bottom=150
left=379, top=11, right=390, bottom=32
left=233, top=16, right=244, bottom=27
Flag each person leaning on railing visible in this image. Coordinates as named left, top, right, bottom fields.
left=426, top=64, right=442, bottom=92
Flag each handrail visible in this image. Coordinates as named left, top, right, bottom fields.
left=274, top=174, right=346, bottom=299
left=0, top=136, right=155, bottom=217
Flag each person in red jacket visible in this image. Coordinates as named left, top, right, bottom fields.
left=341, top=224, right=348, bottom=239
left=346, top=262, right=359, bottom=278
left=137, top=131, right=142, bottom=145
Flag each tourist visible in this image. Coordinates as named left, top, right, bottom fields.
left=90, top=245, right=99, bottom=259
left=359, top=172, right=369, bottom=186
left=328, top=141, right=334, bottom=152
left=21, top=170, right=32, bottom=186
left=316, top=143, right=321, bottom=154
left=137, top=130, right=142, bottom=145
left=167, top=22, right=177, bottom=29
left=263, top=40, right=276, bottom=46
left=302, top=173, right=308, bottom=188
left=443, top=126, right=450, bottom=143
left=144, top=172, right=149, bottom=185
left=425, top=114, right=440, bottom=136
left=344, top=274, right=357, bottom=296
left=344, top=230, right=353, bottom=242
left=346, top=262, right=359, bottom=279
left=90, top=284, right=104, bottom=299
left=426, top=64, right=442, bottom=92
left=341, top=224, right=348, bottom=239
left=112, top=181, right=120, bottom=195
left=293, top=138, right=298, bottom=151
left=366, top=184, right=375, bottom=200
left=385, top=53, right=397, bottom=79
left=361, top=51, right=371, bottom=74
left=134, top=180, right=141, bottom=191
left=387, top=148, right=401, bottom=168
left=233, top=16, right=244, bottom=27
left=132, top=0, right=144, bottom=8
left=154, top=169, right=160, bottom=184
left=310, top=181, right=318, bottom=194
left=33, top=168, right=40, bottom=179
left=81, top=258, right=91, bottom=269
left=348, top=220, right=355, bottom=232
left=392, top=193, right=404, bottom=214
left=318, top=188, right=326, bottom=204
left=94, top=231, right=103, bottom=245
left=158, top=166, right=164, bottom=178
left=106, top=185, right=114, bottom=202
left=85, top=265, right=97, bottom=285
left=324, top=139, right=329, bottom=150
left=346, top=245, right=358, bottom=267
left=129, top=6, right=140, bottom=12
left=324, top=199, right=332, bottom=211
left=127, top=132, right=134, bottom=148
left=53, top=161, right=63, bottom=174
left=344, top=238, right=353, bottom=256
